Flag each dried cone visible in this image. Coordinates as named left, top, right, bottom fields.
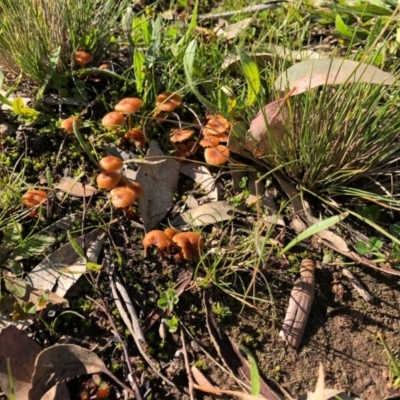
left=142, top=230, right=172, bottom=257
left=204, top=145, right=230, bottom=165
left=172, top=232, right=204, bottom=260
left=22, top=190, right=48, bottom=207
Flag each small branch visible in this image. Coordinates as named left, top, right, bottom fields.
left=180, top=328, right=195, bottom=400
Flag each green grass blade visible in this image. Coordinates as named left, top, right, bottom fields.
left=134, top=49, right=146, bottom=94
left=237, top=47, right=261, bottom=106
left=240, top=346, right=261, bottom=396
left=72, top=122, right=99, bottom=168
left=67, top=230, right=87, bottom=261
left=279, top=213, right=348, bottom=255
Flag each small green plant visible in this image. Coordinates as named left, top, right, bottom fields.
left=164, top=316, right=179, bottom=334
left=157, top=289, right=179, bottom=313
left=212, top=302, right=232, bottom=321
left=354, top=237, right=385, bottom=260
left=378, top=332, right=400, bottom=389
left=355, top=204, right=380, bottom=222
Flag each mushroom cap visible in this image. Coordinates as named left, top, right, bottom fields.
left=199, top=136, right=220, bottom=148
left=172, top=232, right=204, bottom=260
left=60, top=116, right=81, bottom=134
left=204, top=114, right=231, bottom=134
left=22, top=190, right=48, bottom=207
left=96, top=171, right=122, bottom=189
left=204, top=145, right=230, bottom=165
left=102, top=111, right=125, bottom=129
left=170, top=129, right=194, bottom=143
left=164, top=227, right=179, bottom=240
left=126, top=181, right=144, bottom=199
left=99, top=156, right=123, bottom=172
left=110, top=187, right=136, bottom=208
left=115, top=97, right=143, bottom=114
left=173, top=140, right=196, bottom=159
left=156, top=92, right=182, bottom=112
left=74, top=51, right=93, bottom=67
left=142, top=230, right=172, bottom=254
left=124, top=128, right=145, bottom=147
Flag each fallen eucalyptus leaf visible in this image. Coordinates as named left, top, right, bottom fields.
left=29, top=344, right=131, bottom=400
left=215, top=18, right=253, bottom=40
left=182, top=201, right=234, bottom=227
left=55, top=177, right=97, bottom=197
left=0, top=326, right=69, bottom=400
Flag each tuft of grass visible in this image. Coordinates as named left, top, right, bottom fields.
left=0, top=0, right=130, bottom=83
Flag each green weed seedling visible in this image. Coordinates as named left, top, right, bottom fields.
left=157, top=289, right=179, bottom=313
left=354, top=237, right=385, bottom=260
left=355, top=204, right=380, bottom=222
left=164, top=316, right=179, bottom=334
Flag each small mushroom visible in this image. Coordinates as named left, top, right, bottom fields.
left=126, top=181, right=144, bottom=199
left=170, top=129, right=194, bottom=143
left=173, top=140, right=196, bottom=158
left=204, top=145, right=230, bottom=165
left=164, top=227, right=179, bottom=240
left=102, top=111, right=125, bottom=130
left=203, top=114, right=231, bottom=136
left=142, top=230, right=172, bottom=257
left=124, top=128, right=145, bottom=147
left=60, top=116, right=81, bottom=135
left=199, top=136, right=220, bottom=148
left=74, top=51, right=93, bottom=68
left=99, top=156, right=123, bottom=172
left=22, top=190, right=48, bottom=207
left=96, top=171, right=122, bottom=189
left=115, top=98, right=143, bottom=114
left=110, top=186, right=136, bottom=208
left=172, top=232, right=204, bottom=260
left=155, top=92, right=182, bottom=114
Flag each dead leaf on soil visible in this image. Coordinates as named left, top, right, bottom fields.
left=215, top=18, right=253, bottom=40
left=271, top=45, right=323, bottom=61
left=182, top=200, right=234, bottom=227
left=274, top=58, right=397, bottom=96
left=193, top=384, right=267, bottom=399
left=0, top=326, right=69, bottom=400
left=4, top=275, right=69, bottom=311
left=180, top=162, right=219, bottom=202
left=25, top=228, right=105, bottom=296
left=204, top=294, right=280, bottom=400
left=136, top=141, right=180, bottom=231
left=0, top=296, right=34, bottom=332
left=55, top=177, right=97, bottom=197
left=279, top=259, right=315, bottom=349
left=29, top=344, right=131, bottom=400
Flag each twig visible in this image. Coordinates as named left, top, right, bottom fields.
left=180, top=328, right=195, bottom=400
left=342, top=268, right=373, bottom=303
left=197, top=1, right=286, bottom=20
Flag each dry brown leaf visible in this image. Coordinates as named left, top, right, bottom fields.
left=180, top=162, right=219, bottom=202
left=274, top=58, right=397, bottom=96
left=0, top=326, right=69, bottom=400
left=194, top=384, right=267, bottom=399
left=55, top=177, right=97, bottom=197
left=342, top=268, right=373, bottom=303
left=215, top=18, right=252, bottom=40
left=191, top=366, right=216, bottom=389
left=29, top=344, right=131, bottom=400
left=279, top=259, right=315, bottom=349
left=182, top=201, right=234, bottom=227
left=25, top=228, right=104, bottom=296
left=136, top=141, right=180, bottom=231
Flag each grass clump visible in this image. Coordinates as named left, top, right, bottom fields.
left=0, top=0, right=130, bottom=83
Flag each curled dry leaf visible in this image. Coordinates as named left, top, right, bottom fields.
left=56, top=177, right=97, bottom=197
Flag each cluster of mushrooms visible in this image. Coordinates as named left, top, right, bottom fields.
left=22, top=189, right=48, bottom=217
left=142, top=228, right=204, bottom=261
left=96, top=155, right=143, bottom=209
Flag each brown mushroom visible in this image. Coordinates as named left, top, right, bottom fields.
left=142, top=230, right=172, bottom=257
left=204, top=145, right=230, bottom=165
left=60, top=116, right=81, bottom=135
left=155, top=92, right=182, bottom=113
left=199, top=136, right=220, bottom=148
left=110, top=186, right=136, bottom=208
left=99, top=156, right=123, bottom=172
left=164, top=227, right=179, bottom=240
left=74, top=51, right=93, bottom=67
left=170, top=129, right=194, bottom=143
left=115, top=97, right=143, bottom=114
left=173, top=140, right=196, bottom=159
left=96, top=171, right=122, bottom=189
left=172, top=232, right=204, bottom=260
left=203, top=114, right=231, bottom=136
left=102, top=112, right=125, bottom=130
left=124, top=128, right=145, bottom=147
left=126, top=181, right=144, bottom=199
left=22, top=190, right=48, bottom=208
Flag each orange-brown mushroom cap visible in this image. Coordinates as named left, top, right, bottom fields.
left=204, top=114, right=231, bottom=134
left=110, top=186, right=136, bottom=208
left=124, top=128, right=145, bottom=147
left=126, top=181, right=144, bottom=199
left=22, top=190, right=48, bottom=207
left=156, top=92, right=182, bottom=112
left=172, top=232, right=204, bottom=260
left=204, top=145, right=230, bottom=165
left=60, top=116, right=81, bottom=134
left=99, top=156, right=123, bottom=172
left=170, top=129, right=194, bottom=143
left=142, top=230, right=172, bottom=256
left=74, top=51, right=93, bottom=67
left=96, top=171, right=122, bottom=189
left=102, top=112, right=125, bottom=130
left=199, top=136, right=220, bottom=148
left=115, top=97, right=143, bottom=114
